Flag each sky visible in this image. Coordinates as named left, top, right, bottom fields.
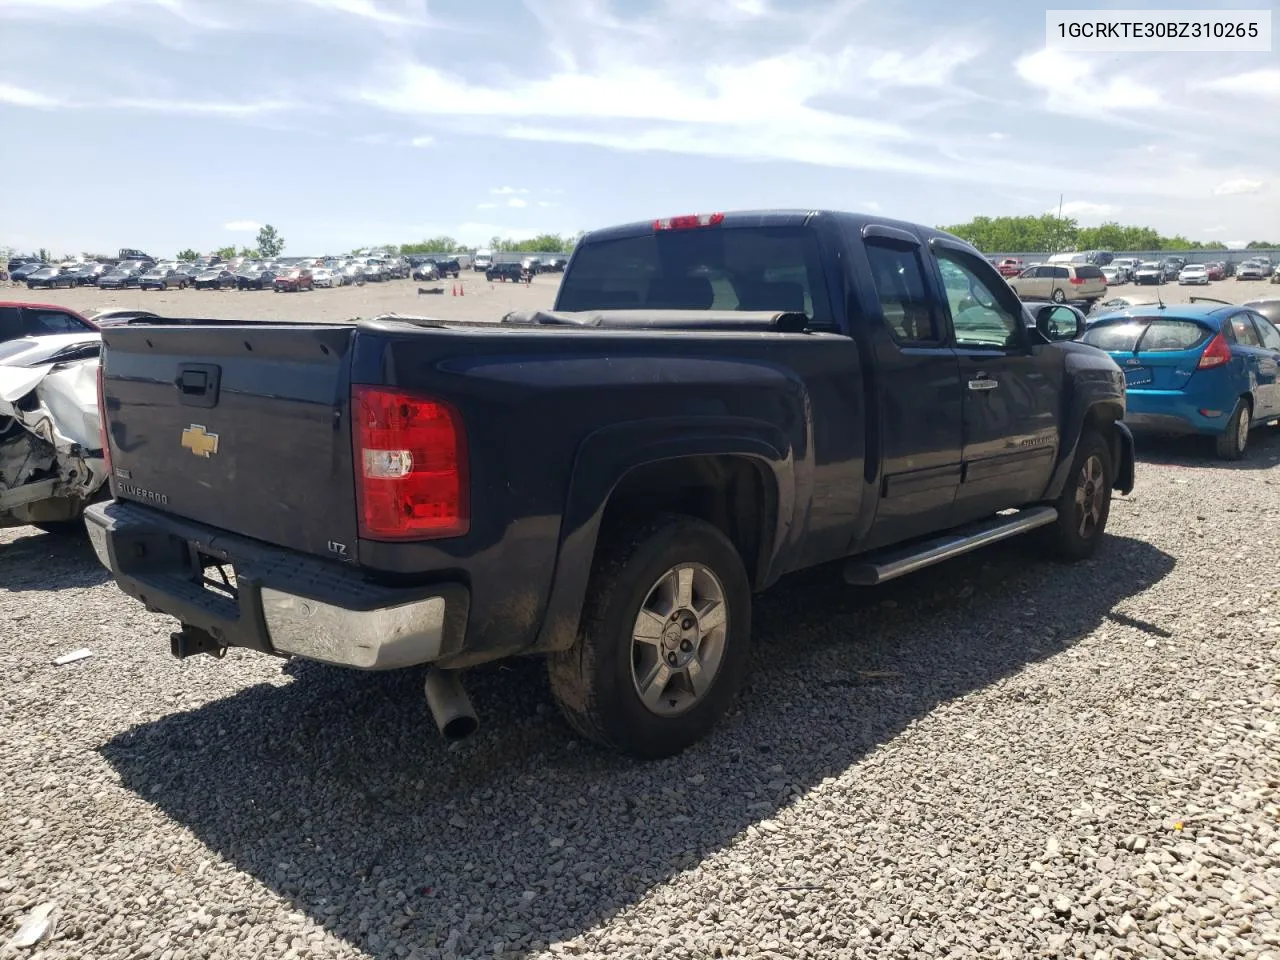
left=0, top=0, right=1276, bottom=257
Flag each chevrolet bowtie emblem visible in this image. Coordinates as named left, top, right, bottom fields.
left=181, top=424, right=219, bottom=458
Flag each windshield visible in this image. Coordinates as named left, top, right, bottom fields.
left=556, top=225, right=833, bottom=324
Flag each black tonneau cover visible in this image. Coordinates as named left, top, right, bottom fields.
left=501, top=309, right=811, bottom=332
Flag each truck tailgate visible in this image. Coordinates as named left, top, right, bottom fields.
left=101, top=323, right=358, bottom=561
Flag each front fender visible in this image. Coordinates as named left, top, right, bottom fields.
left=532, top=416, right=795, bottom=653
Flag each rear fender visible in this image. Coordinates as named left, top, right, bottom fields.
left=532, top=416, right=794, bottom=654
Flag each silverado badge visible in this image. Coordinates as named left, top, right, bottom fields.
left=181, top=424, right=220, bottom=458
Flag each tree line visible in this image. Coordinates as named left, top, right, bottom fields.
left=939, top=214, right=1279, bottom=254
left=393, top=232, right=582, bottom=255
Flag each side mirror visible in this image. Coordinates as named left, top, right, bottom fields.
left=1036, top=304, right=1084, bottom=342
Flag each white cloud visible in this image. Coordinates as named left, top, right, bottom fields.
left=0, top=0, right=228, bottom=29
left=490, top=186, right=529, bottom=195
left=867, top=41, right=982, bottom=88
left=224, top=220, right=263, bottom=231
left=537, top=200, right=558, bottom=208
left=861, top=200, right=883, bottom=212
left=1048, top=200, right=1119, bottom=219
left=1213, top=178, right=1264, bottom=196
left=111, top=96, right=296, bottom=116
left=410, top=135, right=433, bottom=147
left=507, top=197, right=528, bottom=208
left=0, top=83, right=69, bottom=108
left=285, top=0, right=428, bottom=26
left=0, top=84, right=292, bottom=117
left=658, top=0, right=773, bottom=21
left=1195, top=69, right=1280, bottom=100
left=987, top=132, right=1008, bottom=140
left=1016, top=48, right=1161, bottom=110
left=1203, top=226, right=1226, bottom=234
left=476, top=202, right=498, bottom=210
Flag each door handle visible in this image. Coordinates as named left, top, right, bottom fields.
left=968, top=375, right=998, bottom=391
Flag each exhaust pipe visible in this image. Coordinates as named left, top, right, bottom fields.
left=424, top=668, right=479, bottom=741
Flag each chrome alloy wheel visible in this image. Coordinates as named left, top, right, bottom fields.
left=1075, top=454, right=1106, bottom=539
left=629, top=563, right=728, bottom=717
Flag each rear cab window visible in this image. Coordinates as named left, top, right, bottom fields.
left=557, top=225, right=834, bottom=327
left=1074, top=265, right=1104, bottom=280
left=1083, top=317, right=1210, bottom=353
left=864, top=242, right=940, bottom=343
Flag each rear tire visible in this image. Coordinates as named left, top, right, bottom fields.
left=1051, top=289, right=1066, bottom=303
left=548, top=514, right=752, bottom=759
left=1038, top=429, right=1112, bottom=562
left=1215, top=399, right=1251, bottom=460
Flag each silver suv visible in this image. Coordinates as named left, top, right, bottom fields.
left=1007, top=263, right=1107, bottom=306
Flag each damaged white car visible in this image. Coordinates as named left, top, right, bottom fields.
left=0, top=333, right=107, bottom=532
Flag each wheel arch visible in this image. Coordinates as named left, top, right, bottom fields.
left=532, top=417, right=795, bottom=655
left=1044, top=398, right=1128, bottom=500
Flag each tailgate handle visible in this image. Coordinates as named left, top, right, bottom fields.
left=175, top=363, right=221, bottom=408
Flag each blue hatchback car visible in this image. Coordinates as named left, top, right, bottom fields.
left=1082, top=303, right=1280, bottom=459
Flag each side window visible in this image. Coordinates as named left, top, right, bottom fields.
left=0, top=306, right=23, bottom=340
left=23, top=310, right=88, bottom=335
left=935, top=251, right=1023, bottom=349
left=1031, top=266, right=1050, bottom=278
left=1054, top=266, right=1070, bottom=280
left=1229, top=313, right=1261, bottom=347
left=864, top=241, right=940, bottom=343
left=1250, top=313, right=1280, bottom=350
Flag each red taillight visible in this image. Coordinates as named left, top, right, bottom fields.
left=1197, top=333, right=1231, bottom=369
left=1069, top=276, right=1085, bottom=285
left=96, top=363, right=111, bottom=471
left=654, top=212, right=725, bottom=231
left=352, top=386, right=468, bottom=540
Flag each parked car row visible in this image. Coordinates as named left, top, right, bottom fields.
left=7, top=253, right=435, bottom=292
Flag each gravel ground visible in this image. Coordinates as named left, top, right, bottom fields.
left=1, top=276, right=1276, bottom=326
left=3, top=419, right=1280, bottom=957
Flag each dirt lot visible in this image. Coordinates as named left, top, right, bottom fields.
left=0, top=273, right=558, bottom=323
left=1, top=276, right=1276, bottom=325
left=3, top=270, right=1280, bottom=959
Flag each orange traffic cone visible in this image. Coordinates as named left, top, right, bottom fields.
left=459, top=283, right=464, bottom=296
left=451, top=284, right=457, bottom=296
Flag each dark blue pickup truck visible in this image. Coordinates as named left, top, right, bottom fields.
left=85, top=210, right=1135, bottom=758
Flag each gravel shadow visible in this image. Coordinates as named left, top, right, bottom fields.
left=1132, top=420, right=1280, bottom=469
left=99, top=533, right=1174, bottom=959
left=0, top=526, right=111, bottom=591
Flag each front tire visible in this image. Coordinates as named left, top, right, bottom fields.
left=1038, top=429, right=1112, bottom=562
left=1215, top=399, right=1251, bottom=460
left=548, top=514, right=752, bottom=759
left=1051, top=288, right=1066, bottom=303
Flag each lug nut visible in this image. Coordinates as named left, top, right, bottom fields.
left=666, top=652, right=679, bottom=666
left=681, top=618, right=694, bottom=630
left=680, top=639, right=693, bottom=653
